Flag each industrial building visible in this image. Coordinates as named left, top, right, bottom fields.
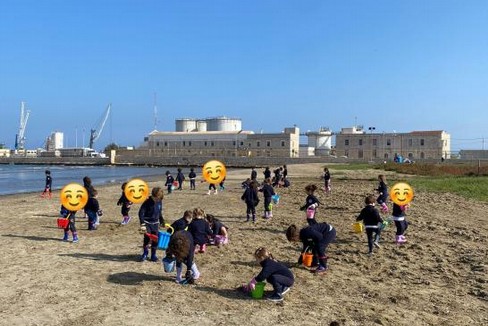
left=334, top=127, right=451, bottom=160
left=141, top=117, right=300, bottom=158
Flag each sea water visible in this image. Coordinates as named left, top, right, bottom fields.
left=0, top=165, right=175, bottom=196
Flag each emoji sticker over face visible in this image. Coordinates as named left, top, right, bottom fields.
left=60, top=183, right=88, bottom=211
left=124, top=179, right=149, bottom=204
left=203, top=160, right=227, bottom=184
left=389, top=182, right=414, bottom=206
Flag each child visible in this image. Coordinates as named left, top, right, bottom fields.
left=176, top=168, right=185, bottom=190
left=85, top=189, right=102, bottom=230
left=138, top=187, right=165, bottom=262
left=356, top=195, right=384, bottom=255
left=118, top=182, right=133, bottom=225
left=250, top=167, right=257, bottom=182
left=259, top=178, right=275, bottom=219
left=188, top=208, right=213, bottom=253
left=60, top=206, right=79, bottom=243
left=188, top=168, right=197, bottom=190
left=165, top=171, right=174, bottom=194
left=322, top=167, right=331, bottom=194
left=392, top=203, right=408, bottom=244
left=300, top=184, right=321, bottom=225
left=41, top=170, right=52, bottom=198
left=171, top=210, right=193, bottom=233
left=263, top=167, right=271, bottom=180
left=241, top=180, right=259, bottom=222
left=219, top=177, right=226, bottom=191
left=205, top=214, right=229, bottom=246
left=376, top=174, right=389, bottom=213
left=243, top=247, right=294, bottom=302
left=286, top=222, right=336, bottom=273
left=167, top=230, right=200, bottom=284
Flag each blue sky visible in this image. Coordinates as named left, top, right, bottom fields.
left=1, top=0, right=487, bottom=152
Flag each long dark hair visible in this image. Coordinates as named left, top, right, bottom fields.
left=168, top=231, right=191, bottom=262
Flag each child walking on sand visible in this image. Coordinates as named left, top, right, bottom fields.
left=188, top=168, right=197, bottom=190
left=61, top=207, right=79, bottom=243
left=165, top=171, right=175, bottom=194
left=85, top=189, right=102, bottom=230
left=376, top=175, right=389, bottom=213
left=300, top=184, right=321, bottom=225
left=167, top=230, right=200, bottom=284
left=138, top=187, right=165, bottom=262
left=322, top=167, right=331, bottom=194
left=259, top=178, right=275, bottom=219
left=118, top=182, right=133, bottom=225
left=188, top=208, right=213, bottom=253
left=242, top=247, right=294, bottom=302
left=356, top=195, right=383, bottom=255
left=41, top=170, right=52, bottom=198
left=241, top=180, right=259, bottom=223
left=392, top=203, right=409, bottom=244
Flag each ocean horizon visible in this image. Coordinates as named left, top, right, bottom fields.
left=0, top=165, right=190, bottom=196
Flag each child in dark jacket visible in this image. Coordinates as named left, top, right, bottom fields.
left=167, top=230, right=200, bottom=284
left=376, top=174, right=389, bottom=213
left=241, top=180, right=259, bottom=222
left=85, top=189, right=102, bottom=230
left=392, top=203, right=409, bottom=244
left=243, top=247, right=294, bottom=302
left=286, top=222, right=336, bottom=273
left=357, top=195, right=384, bottom=255
left=188, top=168, right=197, bottom=190
left=118, top=182, right=133, bottom=225
left=138, top=187, right=165, bottom=262
left=176, top=168, right=185, bottom=190
left=205, top=214, right=229, bottom=246
left=60, top=206, right=79, bottom=243
left=41, top=170, right=52, bottom=198
left=300, top=184, right=321, bottom=225
left=188, top=208, right=213, bottom=253
left=259, top=178, right=275, bottom=219
left=171, top=210, right=193, bottom=233
left=165, top=171, right=175, bottom=194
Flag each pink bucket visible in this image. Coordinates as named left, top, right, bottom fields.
left=214, top=235, right=228, bottom=245
left=306, top=207, right=315, bottom=219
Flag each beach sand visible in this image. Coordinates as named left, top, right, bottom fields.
left=0, top=163, right=486, bottom=326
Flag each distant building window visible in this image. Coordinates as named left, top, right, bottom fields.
left=240, top=141, right=244, bottom=146
left=257, top=141, right=261, bottom=147
left=345, top=139, right=349, bottom=146
left=344, top=150, right=349, bottom=157
left=372, top=139, right=377, bottom=146
left=420, top=152, right=425, bottom=159
left=281, top=141, right=285, bottom=147
left=164, top=142, right=168, bottom=147
left=189, top=141, right=192, bottom=146
left=420, top=139, right=425, bottom=146
left=408, top=153, right=414, bottom=158
left=358, top=149, right=363, bottom=158
left=387, top=139, right=391, bottom=146
left=373, top=149, right=377, bottom=158
left=211, top=141, right=214, bottom=147
left=204, top=141, right=208, bottom=146
left=156, top=142, right=160, bottom=147
left=359, top=139, right=363, bottom=146
left=266, top=140, right=271, bottom=147
left=408, top=139, right=413, bottom=147
left=183, top=141, right=186, bottom=147
left=384, top=153, right=389, bottom=159
left=233, top=141, right=236, bottom=146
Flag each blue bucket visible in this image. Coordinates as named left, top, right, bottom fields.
left=162, top=256, right=176, bottom=273
left=157, top=231, right=171, bottom=250
left=272, top=194, right=280, bottom=204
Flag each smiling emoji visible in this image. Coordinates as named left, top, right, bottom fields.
left=389, top=182, right=414, bottom=206
left=60, top=183, right=88, bottom=211
left=124, top=179, right=149, bottom=204
left=203, top=160, right=227, bottom=184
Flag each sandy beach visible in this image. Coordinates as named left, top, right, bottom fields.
left=0, top=163, right=486, bottom=326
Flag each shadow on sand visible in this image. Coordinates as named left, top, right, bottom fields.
left=58, top=252, right=140, bottom=262
left=107, top=272, right=173, bottom=286
left=3, top=233, right=63, bottom=242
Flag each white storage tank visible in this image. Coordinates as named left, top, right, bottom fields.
left=196, top=120, right=207, bottom=132
left=206, top=117, right=242, bottom=131
left=175, top=118, right=197, bottom=132
left=306, top=128, right=332, bottom=156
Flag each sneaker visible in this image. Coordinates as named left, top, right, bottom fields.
left=267, top=293, right=283, bottom=302
left=373, top=241, right=381, bottom=248
left=281, top=286, right=291, bottom=296
left=313, top=266, right=328, bottom=274
left=72, top=237, right=79, bottom=243
left=367, top=251, right=373, bottom=256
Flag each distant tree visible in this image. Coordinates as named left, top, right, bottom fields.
left=104, top=143, right=119, bottom=152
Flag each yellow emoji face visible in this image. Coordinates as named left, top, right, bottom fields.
left=389, top=182, right=414, bottom=206
left=124, top=179, right=149, bottom=204
left=203, top=160, right=227, bottom=184
left=60, top=183, right=88, bottom=211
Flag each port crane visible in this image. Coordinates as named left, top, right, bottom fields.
left=89, top=104, right=111, bottom=150
left=14, top=101, right=30, bottom=151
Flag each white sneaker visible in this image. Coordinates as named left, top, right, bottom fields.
left=373, top=241, right=381, bottom=248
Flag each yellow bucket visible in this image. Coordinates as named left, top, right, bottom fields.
left=352, top=222, right=364, bottom=233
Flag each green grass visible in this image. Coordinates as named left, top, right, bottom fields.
left=328, top=163, right=373, bottom=171
left=410, top=176, right=488, bottom=202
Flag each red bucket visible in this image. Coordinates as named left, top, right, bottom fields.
left=57, top=218, right=69, bottom=229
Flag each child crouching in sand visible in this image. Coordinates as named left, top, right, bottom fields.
left=167, top=230, right=200, bottom=284
left=242, top=247, right=294, bottom=302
